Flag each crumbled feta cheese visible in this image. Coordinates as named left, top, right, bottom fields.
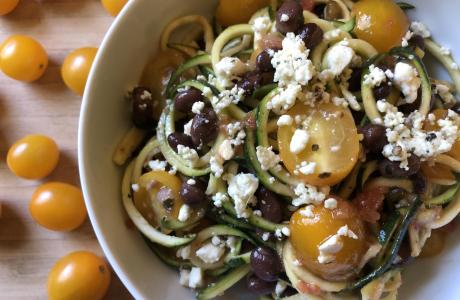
left=176, top=245, right=191, bottom=260
left=227, top=121, right=242, bottom=136
left=277, top=115, right=293, bottom=126
left=196, top=242, right=226, bottom=264
left=337, top=225, right=358, bottom=239
left=324, top=29, right=341, bottom=41
left=187, top=179, right=196, bottom=185
left=324, top=198, right=338, bottom=209
left=378, top=101, right=460, bottom=169
left=440, top=46, right=451, bottom=56
left=393, top=62, right=421, bottom=104
left=271, top=33, right=316, bottom=87
left=268, top=177, right=276, bottom=184
left=179, top=269, right=190, bottom=287
left=268, top=83, right=303, bottom=114
left=202, top=86, right=213, bottom=98
left=262, top=232, right=271, bottom=241
left=332, top=96, right=348, bottom=107
left=256, top=146, right=280, bottom=170
left=148, top=159, right=168, bottom=171
left=226, top=236, right=239, bottom=254
left=214, top=85, right=246, bottom=112
left=183, top=119, right=193, bottom=136
left=410, top=21, right=431, bottom=38
left=177, top=145, right=199, bottom=166
left=228, top=173, right=259, bottom=218
left=363, top=65, right=387, bottom=87
left=191, top=101, right=205, bottom=114
left=292, top=184, right=326, bottom=206
left=401, top=30, right=413, bottom=47
left=212, top=192, right=228, bottom=207
left=219, top=139, right=235, bottom=161
left=281, top=227, right=291, bottom=236
left=178, top=204, right=192, bottom=222
left=211, top=236, right=223, bottom=247
left=252, top=16, right=272, bottom=46
left=189, top=267, right=204, bottom=289
left=210, top=155, right=225, bottom=178
left=215, top=57, right=248, bottom=88
left=318, top=234, right=343, bottom=264
left=140, top=89, right=152, bottom=100
left=280, top=14, right=290, bottom=22
left=300, top=205, right=315, bottom=218
left=290, top=129, right=310, bottom=154
left=324, top=44, right=355, bottom=76
left=168, top=166, right=177, bottom=175
left=435, top=84, right=454, bottom=104
left=253, top=210, right=262, bottom=216
left=131, top=183, right=139, bottom=192
left=357, top=14, right=371, bottom=31
left=275, top=281, right=288, bottom=297
left=296, top=161, right=316, bottom=175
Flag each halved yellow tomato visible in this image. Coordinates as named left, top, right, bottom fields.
left=278, top=102, right=360, bottom=186
left=290, top=199, right=367, bottom=281
left=137, top=170, right=184, bottom=220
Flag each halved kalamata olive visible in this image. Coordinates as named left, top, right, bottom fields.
left=179, top=180, right=207, bottom=208
left=276, top=0, right=304, bottom=34
left=238, top=71, right=262, bottom=96
left=359, top=124, right=388, bottom=154
left=175, top=87, right=204, bottom=113
left=190, top=107, right=219, bottom=146
left=256, top=50, right=275, bottom=72
left=324, top=1, right=342, bottom=21
left=131, top=86, right=156, bottom=129
left=297, top=23, right=323, bottom=49
left=250, top=246, right=283, bottom=282
left=373, top=83, right=391, bottom=100
left=167, top=132, right=195, bottom=152
left=256, top=187, right=283, bottom=223
left=409, top=34, right=425, bottom=51
left=386, top=187, right=408, bottom=203
left=378, top=156, right=421, bottom=178
left=246, top=274, right=276, bottom=295
left=261, top=71, right=275, bottom=85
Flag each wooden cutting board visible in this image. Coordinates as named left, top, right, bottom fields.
left=0, top=0, right=133, bottom=299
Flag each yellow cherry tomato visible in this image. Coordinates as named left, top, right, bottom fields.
left=352, top=0, right=409, bottom=52
left=61, top=47, right=97, bottom=96
left=48, top=251, right=111, bottom=300
left=278, top=102, right=360, bottom=186
left=137, top=170, right=184, bottom=221
left=216, top=0, right=270, bottom=27
left=0, top=35, right=48, bottom=82
left=290, top=199, right=367, bottom=281
left=101, top=0, right=128, bottom=16
left=7, top=134, right=59, bottom=180
left=0, top=0, right=19, bottom=16
left=30, top=182, right=87, bottom=231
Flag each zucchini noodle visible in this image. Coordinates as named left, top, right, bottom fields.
left=115, top=3, right=460, bottom=299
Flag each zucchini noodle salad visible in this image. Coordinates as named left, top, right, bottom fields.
left=112, top=0, right=460, bottom=299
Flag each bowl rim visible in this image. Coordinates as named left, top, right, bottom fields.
left=77, top=1, right=142, bottom=299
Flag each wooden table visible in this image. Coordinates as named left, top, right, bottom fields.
left=0, top=1, right=133, bottom=299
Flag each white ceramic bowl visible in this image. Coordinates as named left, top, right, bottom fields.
left=78, top=1, right=460, bottom=299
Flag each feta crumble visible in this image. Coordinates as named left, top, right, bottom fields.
left=178, top=204, right=192, bottom=222
left=292, top=184, right=326, bottom=206
left=177, top=145, right=199, bottom=167
left=176, top=245, right=191, bottom=260
left=295, top=161, right=316, bottom=175
left=280, top=14, right=290, bottom=22
left=191, top=101, right=205, bottom=114
left=410, top=21, right=431, bottom=38
left=131, top=183, right=139, bottom=192
left=277, top=115, right=293, bottom=126
left=324, top=198, right=338, bottom=209
left=357, top=14, right=371, bottom=31
left=219, top=139, right=235, bottom=161
left=215, top=57, right=248, bottom=88
left=189, top=267, right=204, bottom=288
left=300, top=205, right=315, bottom=218
left=183, top=119, right=193, bottom=136
left=318, top=234, right=343, bottom=264
left=393, top=62, right=421, bottom=104
left=290, top=129, right=310, bottom=154
left=212, top=192, right=228, bottom=207
left=214, top=85, right=246, bottom=112
left=363, top=65, right=387, bottom=87
left=187, top=179, right=196, bottom=185
left=435, top=84, right=454, bottom=104
left=210, top=155, right=225, bottom=178
left=275, top=281, right=288, bottom=297
left=196, top=242, right=225, bottom=264
left=268, top=83, right=303, bottom=114
left=148, top=159, right=167, bottom=171
left=256, top=146, right=280, bottom=170
left=324, top=44, right=355, bottom=76
left=252, top=16, right=272, bottom=46
left=228, top=173, right=259, bottom=218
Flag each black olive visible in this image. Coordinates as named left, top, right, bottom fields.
left=348, top=68, right=362, bottom=92
left=179, top=180, right=207, bottom=208
left=260, top=71, right=275, bottom=85
left=246, top=274, right=276, bottom=295
left=378, top=156, right=421, bottom=178
left=276, top=0, right=304, bottom=34
left=238, top=71, right=262, bottom=96
left=174, top=87, right=204, bottom=113
left=297, top=23, right=323, bottom=49
left=167, top=132, right=195, bottom=152
left=411, top=172, right=427, bottom=195
left=256, top=187, right=283, bottom=223
left=359, top=124, right=388, bottom=154
left=190, top=107, right=219, bottom=146
left=409, top=34, right=426, bottom=51
left=256, top=50, right=275, bottom=72
left=131, top=86, right=156, bottom=129
left=324, top=1, right=342, bottom=21
left=250, top=246, right=283, bottom=282
left=373, top=83, right=391, bottom=100
left=313, top=3, right=326, bottom=19
left=386, top=187, right=408, bottom=203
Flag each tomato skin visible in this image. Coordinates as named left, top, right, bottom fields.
left=0, top=35, right=48, bottom=82
left=48, top=251, right=111, bottom=300
left=352, top=0, right=409, bottom=52
left=30, top=182, right=87, bottom=231
left=7, top=134, right=59, bottom=180
left=61, top=47, right=97, bottom=96
left=216, top=0, right=270, bottom=27
left=0, top=0, right=19, bottom=16
left=101, top=0, right=128, bottom=16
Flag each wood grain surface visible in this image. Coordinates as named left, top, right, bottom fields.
left=0, top=1, right=133, bottom=299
